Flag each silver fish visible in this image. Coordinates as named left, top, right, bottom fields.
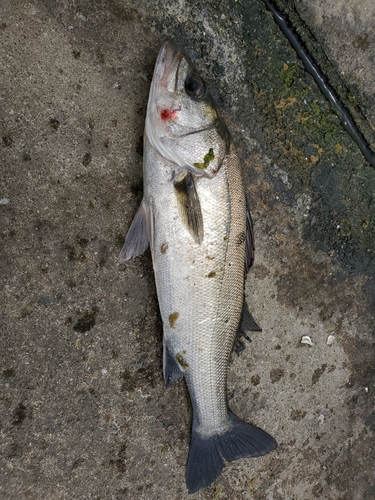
left=119, top=41, right=277, bottom=493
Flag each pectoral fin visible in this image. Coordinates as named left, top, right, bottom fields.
left=174, top=172, right=203, bottom=244
left=118, top=200, right=153, bottom=262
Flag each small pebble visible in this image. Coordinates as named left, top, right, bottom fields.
left=0, top=198, right=9, bottom=205
left=326, top=335, right=335, bottom=346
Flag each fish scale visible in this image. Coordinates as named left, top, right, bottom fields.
left=119, top=41, right=277, bottom=493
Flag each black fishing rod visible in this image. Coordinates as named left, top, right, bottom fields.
left=262, top=0, right=375, bottom=169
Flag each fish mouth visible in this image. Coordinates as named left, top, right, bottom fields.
left=154, top=41, right=183, bottom=92
left=145, top=42, right=185, bottom=163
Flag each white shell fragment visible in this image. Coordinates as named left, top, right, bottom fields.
left=0, top=198, right=9, bottom=205
left=301, top=335, right=313, bottom=346
left=326, top=335, right=335, bottom=346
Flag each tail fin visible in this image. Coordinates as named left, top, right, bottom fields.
left=186, top=412, right=277, bottom=494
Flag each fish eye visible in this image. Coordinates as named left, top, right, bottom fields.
left=185, top=75, right=206, bottom=99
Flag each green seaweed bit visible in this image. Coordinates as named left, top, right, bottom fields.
left=176, top=354, right=189, bottom=370
left=168, top=312, right=179, bottom=328
left=193, top=148, right=215, bottom=170
left=347, top=92, right=359, bottom=106
left=279, top=63, right=300, bottom=87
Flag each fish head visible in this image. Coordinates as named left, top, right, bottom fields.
left=145, top=41, right=231, bottom=178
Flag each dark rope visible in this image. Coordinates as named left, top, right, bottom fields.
left=262, top=0, right=375, bottom=169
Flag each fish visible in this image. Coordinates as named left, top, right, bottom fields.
left=119, top=41, right=277, bottom=493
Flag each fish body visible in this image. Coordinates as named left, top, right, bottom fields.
left=119, top=42, right=277, bottom=493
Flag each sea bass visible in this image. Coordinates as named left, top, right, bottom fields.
left=119, top=41, right=277, bottom=493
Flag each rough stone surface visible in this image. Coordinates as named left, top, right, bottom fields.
left=1, top=1, right=374, bottom=499
left=297, top=0, right=375, bottom=126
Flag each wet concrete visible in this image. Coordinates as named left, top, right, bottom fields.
left=1, top=1, right=374, bottom=498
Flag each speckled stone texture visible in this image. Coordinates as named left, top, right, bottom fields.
left=1, top=1, right=374, bottom=499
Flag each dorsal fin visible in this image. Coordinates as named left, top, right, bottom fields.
left=245, top=203, right=255, bottom=277
left=241, top=300, right=262, bottom=332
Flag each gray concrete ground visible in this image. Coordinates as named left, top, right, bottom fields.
left=1, top=0, right=374, bottom=498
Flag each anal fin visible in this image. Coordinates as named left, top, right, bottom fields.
left=163, top=343, right=184, bottom=388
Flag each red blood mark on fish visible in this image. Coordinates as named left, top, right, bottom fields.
left=161, top=108, right=178, bottom=120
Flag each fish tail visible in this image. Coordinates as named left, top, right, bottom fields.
left=186, top=412, right=277, bottom=493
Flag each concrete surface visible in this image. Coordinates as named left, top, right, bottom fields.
left=1, top=0, right=374, bottom=499
left=297, top=0, right=375, bottom=127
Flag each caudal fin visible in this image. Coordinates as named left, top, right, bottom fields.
left=186, top=412, right=277, bottom=494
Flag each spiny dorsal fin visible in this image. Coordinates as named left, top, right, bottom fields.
left=245, top=204, right=255, bottom=277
